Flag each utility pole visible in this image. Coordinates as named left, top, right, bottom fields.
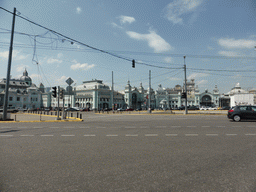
left=184, top=56, right=188, bottom=115
left=111, top=71, right=114, bottom=110
left=57, top=86, right=60, bottom=120
left=148, top=70, right=151, bottom=113
left=3, top=8, right=16, bottom=120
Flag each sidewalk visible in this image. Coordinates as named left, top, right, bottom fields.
left=0, top=112, right=83, bottom=123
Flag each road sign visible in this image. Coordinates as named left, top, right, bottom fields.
left=66, top=77, right=74, bottom=86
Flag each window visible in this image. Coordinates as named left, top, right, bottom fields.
left=17, top=97, right=20, bottom=101
left=239, top=106, right=247, bottom=111
left=9, top=97, right=13, bottom=101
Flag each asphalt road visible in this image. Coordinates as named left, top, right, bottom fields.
left=1, top=114, right=256, bottom=191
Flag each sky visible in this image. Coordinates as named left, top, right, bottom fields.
left=0, top=0, right=256, bottom=94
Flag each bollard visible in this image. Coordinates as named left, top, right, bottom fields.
left=15, top=115, right=16, bottom=121
left=80, top=113, right=82, bottom=119
left=40, top=113, right=41, bottom=121
left=71, top=113, right=73, bottom=117
left=77, top=113, right=79, bottom=118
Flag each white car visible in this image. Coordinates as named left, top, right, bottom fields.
left=200, top=106, right=209, bottom=110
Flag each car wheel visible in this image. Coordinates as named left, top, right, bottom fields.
left=233, top=115, right=241, bottom=122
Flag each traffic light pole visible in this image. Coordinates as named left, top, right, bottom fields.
left=184, top=56, right=188, bottom=115
left=57, top=86, right=60, bottom=120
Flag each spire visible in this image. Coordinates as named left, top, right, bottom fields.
left=23, top=68, right=28, bottom=76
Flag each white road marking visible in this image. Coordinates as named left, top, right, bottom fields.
left=125, top=134, right=138, bottom=136
left=79, top=127, right=90, bottom=129
left=84, top=134, right=96, bottom=136
left=64, top=127, right=75, bottom=128
left=217, top=126, right=226, bottom=128
left=187, top=126, right=196, bottom=128
left=41, top=135, right=54, bottom=137
left=34, top=127, right=43, bottom=128
left=0, top=135, right=13, bottom=137
left=202, top=126, right=210, bottom=128
left=2, top=127, right=11, bottom=128
left=185, top=134, right=198, bottom=136
left=245, top=134, right=256, bottom=136
left=125, top=126, right=136, bottom=128
left=140, top=126, right=148, bottom=128
left=165, top=134, right=178, bottom=136
left=226, top=134, right=237, bottom=136
left=20, top=135, right=34, bottom=137
left=206, top=134, right=218, bottom=136
left=145, top=134, right=158, bottom=136
left=171, top=126, right=181, bottom=128
left=61, top=135, right=75, bottom=137
left=156, top=126, right=166, bottom=128
left=96, top=127, right=106, bottom=129
left=106, top=134, right=118, bottom=136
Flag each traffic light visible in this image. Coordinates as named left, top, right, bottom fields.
left=132, top=59, right=135, bottom=68
left=60, top=89, right=64, bottom=99
left=181, top=92, right=187, bottom=99
left=52, top=86, right=57, bottom=98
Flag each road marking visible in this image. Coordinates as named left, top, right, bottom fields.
left=34, top=127, right=43, bottom=128
left=202, top=126, right=210, bottom=128
left=0, top=135, right=13, bottom=137
left=233, top=126, right=241, bottom=128
left=64, top=127, right=75, bottom=128
left=2, top=127, right=11, bottom=128
left=84, top=134, right=96, bottom=136
left=245, top=134, right=256, bottom=136
left=96, top=127, right=106, bottom=129
left=106, top=134, right=118, bottom=136
left=20, top=135, right=34, bottom=137
left=185, top=134, right=198, bottom=136
left=140, top=126, right=148, bottom=128
left=206, top=134, right=218, bottom=136
left=145, top=134, right=158, bottom=136
left=79, top=127, right=90, bottom=129
left=247, top=126, right=256, bottom=128
left=217, top=126, right=226, bottom=128
left=61, top=135, right=75, bottom=137
left=125, top=126, right=136, bottom=128
left=41, top=135, right=54, bottom=137
left=226, top=134, right=237, bottom=136
left=125, top=134, right=138, bottom=136
left=171, top=126, right=181, bottom=128
left=165, top=134, right=178, bottom=136
left=50, top=127, right=59, bottom=129
left=156, top=126, right=166, bottom=128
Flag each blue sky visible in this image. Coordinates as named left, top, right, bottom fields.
left=0, top=0, right=256, bottom=94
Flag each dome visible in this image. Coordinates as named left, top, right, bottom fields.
left=20, top=69, right=32, bottom=84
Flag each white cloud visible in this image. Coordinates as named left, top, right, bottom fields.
left=218, top=51, right=240, bottom=57
left=57, top=53, right=63, bottom=58
left=169, top=77, right=181, bottom=81
left=164, top=0, right=203, bottom=24
left=56, top=76, right=68, bottom=85
left=118, top=15, right=135, bottom=24
left=126, top=30, right=173, bottom=53
left=188, top=72, right=208, bottom=79
left=0, top=50, right=28, bottom=60
left=197, top=80, right=208, bottom=85
left=15, top=65, right=29, bottom=73
left=76, top=7, right=82, bottom=14
left=70, top=62, right=95, bottom=71
left=164, top=57, right=173, bottom=63
left=218, top=38, right=256, bottom=49
left=111, top=22, right=123, bottom=29
left=47, top=58, right=62, bottom=64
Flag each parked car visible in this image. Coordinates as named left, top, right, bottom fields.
left=80, top=108, right=90, bottom=111
left=136, top=108, right=142, bottom=111
left=117, top=108, right=125, bottom=111
left=227, top=105, right=256, bottom=122
left=188, top=106, right=199, bottom=110
left=103, top=108, right=112, bottom=111
left=222, top=106, right=230, bottom=110
left=65, top=108, right=79, bottom=111
left=125, top=108, right=134, bottom=111
left=208, top=106, right=217, bottom=110
left=178, top=106, right=185, bottom=110
left=200, top=106, right=209, bottom=110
